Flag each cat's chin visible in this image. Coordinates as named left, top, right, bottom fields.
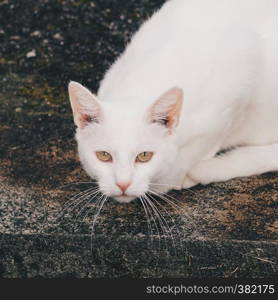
left=113, top=195, right=137, bottom=203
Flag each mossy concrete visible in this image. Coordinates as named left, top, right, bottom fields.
left=1, top=234, right=277, bottom=278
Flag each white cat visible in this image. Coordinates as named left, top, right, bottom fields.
left=68, top=0, right=278, bottom=203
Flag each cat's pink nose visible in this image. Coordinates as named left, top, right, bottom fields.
left=116, top=182, right=130, bottom=193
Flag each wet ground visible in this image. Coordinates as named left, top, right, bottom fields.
left=0, top=0, right=277, bottom=277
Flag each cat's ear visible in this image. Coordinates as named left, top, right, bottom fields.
left=68, top=81, right=103, bottom=129
left=148, top=87, right=183, bottom=131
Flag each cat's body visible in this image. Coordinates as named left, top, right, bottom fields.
left=69, top=0, right=278, bottom=202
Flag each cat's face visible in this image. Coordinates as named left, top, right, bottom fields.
left=68, top=82, right=183, bottom=203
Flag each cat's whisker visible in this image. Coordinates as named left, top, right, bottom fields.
left=148, top=189, right=181, bottom=211
left=149, top=188, right=188, bottom=213
left=90, top=195, right=108, bottom=234
left=75, top=194, right=104, bottom=230
left=144, top=193, right=172, bottom=255
left=72, top=190, right=102, bottom=231
left=69, top=187, right=99, bottom=203
left=149, top=182, right=198, bottom=196
left=147, top=190, right=189, bottom=250
left=66, top=185, right=99, bottom=202
left=179, top=187, right=198, bottom=195
left=139, top=196, right=154, bottom=250
left=50, top=187, right=97, bottom=227
left=147, top=192, right=181, bottom=255
left=90, top=195, right=108, bottom=253
left=148, top=189, right=198, bottom=231
left=56, top=181, right=98, bottom=190
left=149, top=182, right=181, bottom=189
left=143, top=194, right=169, bottom=253
left=55, top=187, right=100, bottom=223
left=142, top=194, right=162, bottom=253
left=88, top=194, right=105, bottom=251
left=79, top=192, right=105, bottom=228
left=60, top=187, right=98, bottom=211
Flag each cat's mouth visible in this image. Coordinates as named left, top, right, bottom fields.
left=113, top=195, right=137, bottom=203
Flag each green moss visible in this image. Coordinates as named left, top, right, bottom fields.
left=15, top=82, right=70, bottom=117
left=19, top=83, right=66, bottom=106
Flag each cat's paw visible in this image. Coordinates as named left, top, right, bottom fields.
left=182, top=176, right=198, bottom=189
left=188, top=160, right=215, bottom=185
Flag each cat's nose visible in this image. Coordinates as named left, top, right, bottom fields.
left=116, top=182, right=130, bottom=193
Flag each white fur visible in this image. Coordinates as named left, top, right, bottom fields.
left=69, top=0, right=278, bottom=202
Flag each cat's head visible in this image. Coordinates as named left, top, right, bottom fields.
left=68, top=81, right=183, bottom=203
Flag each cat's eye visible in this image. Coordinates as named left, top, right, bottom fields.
left=136, top=152, right=153, bottom=163
left=96, top=151, right=112, bottom=162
